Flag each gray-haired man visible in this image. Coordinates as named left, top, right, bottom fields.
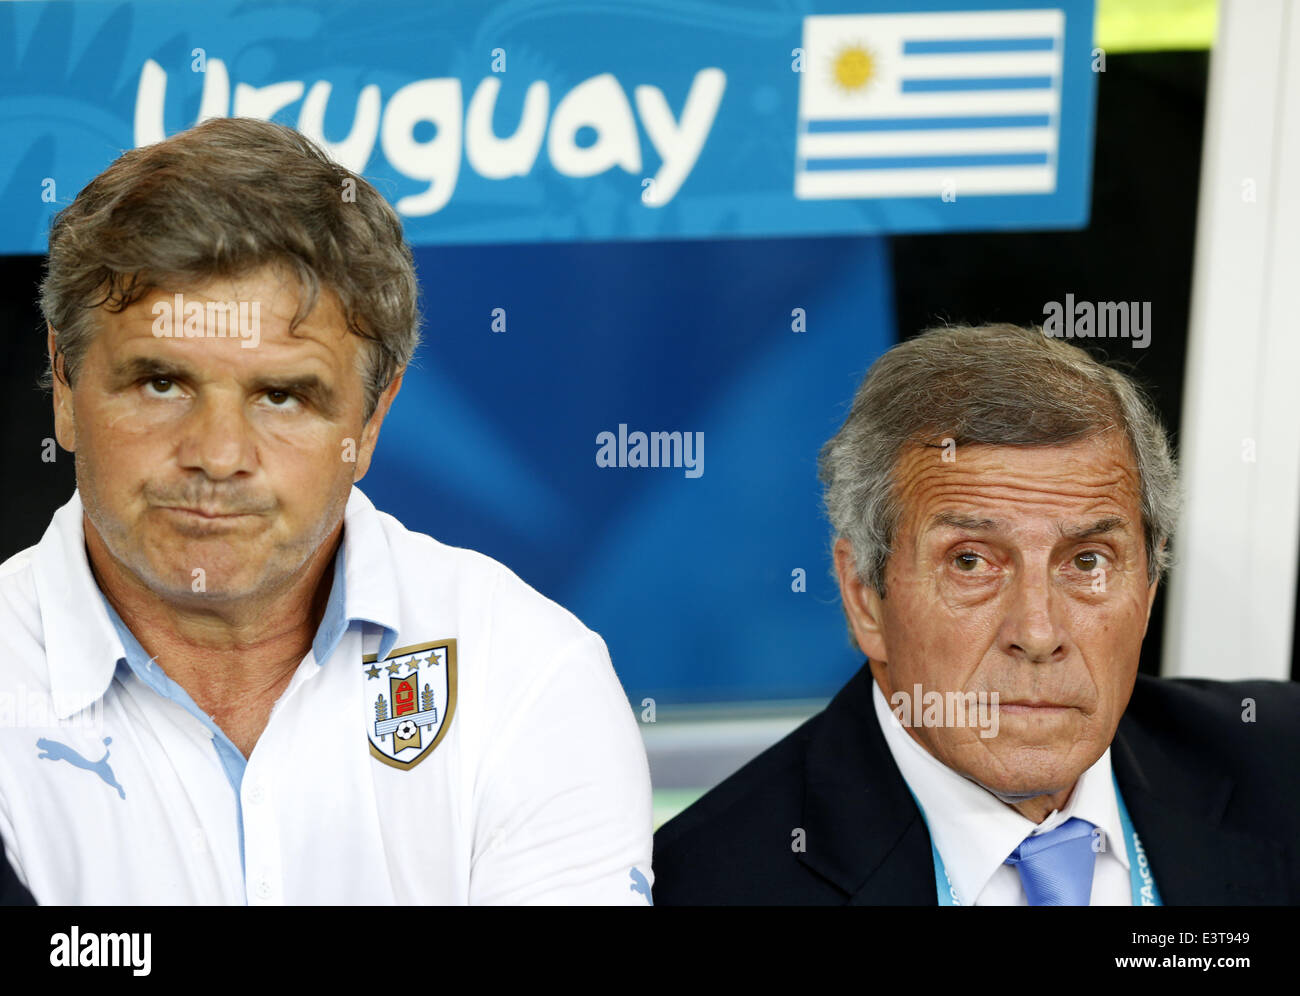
left=653, top=323, right=1300, bottom=905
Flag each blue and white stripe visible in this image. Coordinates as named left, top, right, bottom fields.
left=795, top=9, right=1065, bottom=199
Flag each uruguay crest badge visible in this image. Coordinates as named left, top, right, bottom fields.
left=363, top=639, right=457, bottom=770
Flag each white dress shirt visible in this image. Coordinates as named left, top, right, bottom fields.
left=870, top=678, right=1132, bottom=905
left=0, top=488, right=654, bottom=905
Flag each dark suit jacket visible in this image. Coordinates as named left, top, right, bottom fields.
left=1, top=836, right=35, bottom=905
left=653, top=663, right=1300, bottom=904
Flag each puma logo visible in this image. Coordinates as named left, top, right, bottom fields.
left=629, top=866, right=652, bottom=904
left=36, top=736, right=126, bottom=799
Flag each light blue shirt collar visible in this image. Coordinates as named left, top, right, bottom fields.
left=96, top=538, right=393, bottom=882
left=99, top=589, right=248, bottom=812
left=38, top=486, right=403, bottom=721
left=102, top=537, right=396, bottom=679
left=312, top=541, right=352, bottom=666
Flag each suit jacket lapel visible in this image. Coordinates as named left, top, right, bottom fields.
left=798, top=664, right=936, bottom=904
left=1113, top=715, right=1286, bottom=905
left=795, top=665, right=1288, bottom=905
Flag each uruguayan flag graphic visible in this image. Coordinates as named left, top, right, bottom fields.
left=796, top=9, right=1065, bottom=199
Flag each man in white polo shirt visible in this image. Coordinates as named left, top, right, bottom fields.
left=0, top=117, right=653, bottom=905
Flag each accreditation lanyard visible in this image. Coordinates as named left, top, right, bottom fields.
left=911, top=772, right=1162, bottom=906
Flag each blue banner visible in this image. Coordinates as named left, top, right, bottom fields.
left=3, top=1, right=1099, bottom=704
left=2, top=0, right=1097, bottom=252
left=374, top=235, right=896, bottom=704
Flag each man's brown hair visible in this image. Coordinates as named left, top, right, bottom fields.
left=40, top=116, right=421, bottom=420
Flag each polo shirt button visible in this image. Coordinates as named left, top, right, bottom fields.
left=255, top=879, right=272, bottom=900
left=248, top=784, right=265, bottom=805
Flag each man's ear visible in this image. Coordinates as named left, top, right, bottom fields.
left=351, top=369, right=404, bottom=482
left=833, top=536, right=888, bottom=661
left=48, top=325, right=76, bottom=452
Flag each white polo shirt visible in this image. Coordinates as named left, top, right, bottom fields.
left=871, top=679, right=1132, bottom=905
left=0, top=488, right=654, bottom=905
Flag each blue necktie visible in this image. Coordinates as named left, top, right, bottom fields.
left=1004, top=817, right=1097, bottom=905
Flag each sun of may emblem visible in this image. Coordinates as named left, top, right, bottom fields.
left=363, top=639, right=458, bottom=770
left=832, top=43, right=877, bottom=93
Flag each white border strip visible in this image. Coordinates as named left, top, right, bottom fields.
left=1163, top=0, right=1300, bottom=679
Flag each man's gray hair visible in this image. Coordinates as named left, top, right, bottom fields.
left=818, top=323, right=1180, bottom=596
left=39, top=116, right=420, bottom=421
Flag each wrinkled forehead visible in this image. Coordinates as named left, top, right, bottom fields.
left=127, top=268, right=344, bottom=333
left=98, top=270, right=362, bottom=368
left=890, top=431, right=1144, bottom=539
